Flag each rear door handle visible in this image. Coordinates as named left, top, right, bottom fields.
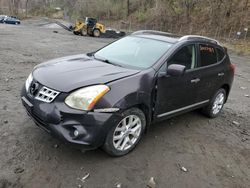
left=191, top=78, right=200, bottom=83
left=218, top=72, right=225, bottom=77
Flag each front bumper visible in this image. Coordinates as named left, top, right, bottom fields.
left=21, top=86, right=120, bottom=150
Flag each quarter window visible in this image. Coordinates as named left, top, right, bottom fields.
left=199, top=44, right=217, bottom=67
left=168, top=45, right=196, bottom=70
left=216, top=48, right=225, bottom=62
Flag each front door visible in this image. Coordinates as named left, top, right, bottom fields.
left=155, top=44, right=202, bottom=119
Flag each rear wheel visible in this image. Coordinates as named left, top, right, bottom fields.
left=93, top=29, right=101, bottom=37
left=81, top=28, right=87, bottom=36
left=103, top=108, right=146, bottom=156
left=202, top=88, right=226, bottom=118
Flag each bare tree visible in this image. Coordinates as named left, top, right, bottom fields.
left=127, top=0, right=130, bottom=17
left=25, top=0, right=29, bottom=17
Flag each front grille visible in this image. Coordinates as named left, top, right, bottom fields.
left=35, top=86, right=60, bottom=103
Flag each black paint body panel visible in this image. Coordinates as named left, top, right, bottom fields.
left=21, top=35, right=234, bottom=150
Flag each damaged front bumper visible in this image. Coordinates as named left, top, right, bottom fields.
left=20, top=86, right=120, bottom=150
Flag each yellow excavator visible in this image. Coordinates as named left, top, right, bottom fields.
left=73, top=17, right=105, bottom=37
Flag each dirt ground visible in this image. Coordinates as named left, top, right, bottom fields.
left=0, top=19, right=250, bottom=188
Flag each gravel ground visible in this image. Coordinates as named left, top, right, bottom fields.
left=0, top=20, right=250, bottom=188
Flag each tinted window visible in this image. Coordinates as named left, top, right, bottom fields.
left=199, top=44, right=217, bottom=67
left=168, top=45, right=196, bottom=70
left=95, top=36, right=172, bottom=69
left=216, top=48, right=225, bottom=61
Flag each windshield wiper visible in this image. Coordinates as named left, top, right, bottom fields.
left=102, top=59, right=123, bottom=67
left=94, top=55, right=122, bottom=67
left=86, top=52, right=94, bottom=57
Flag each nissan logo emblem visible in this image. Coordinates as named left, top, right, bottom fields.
left=30, top=82, right=39, bottom=96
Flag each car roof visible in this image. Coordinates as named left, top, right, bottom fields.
left=134, top=34, right=179, bottom=44
left=131, top=30, right=221, bottom=46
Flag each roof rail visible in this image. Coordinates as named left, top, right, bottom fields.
left=132, top=30, right=180, bottom=38
left=178, top=35, right=220, bottom=44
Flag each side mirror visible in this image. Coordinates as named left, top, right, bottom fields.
left=167, top=64, right=186, bottom=77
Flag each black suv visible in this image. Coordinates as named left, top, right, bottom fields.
left=21, top=30, right=235, bottom=156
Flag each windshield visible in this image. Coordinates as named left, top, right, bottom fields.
left=94, top=36, right=172, bottom=69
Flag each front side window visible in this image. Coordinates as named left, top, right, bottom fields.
left=199, top=44, right=217, bottom=67
left=168, top=44, right=196, bottom=70
left=94, top=36, right=173, bottom=69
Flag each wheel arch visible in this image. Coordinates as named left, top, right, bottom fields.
left=122, top=103, right=152, bottom=131
left=220, top=84, right=230, bottom=102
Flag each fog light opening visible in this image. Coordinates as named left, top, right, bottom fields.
left=71, top=126, right=85, bottom=139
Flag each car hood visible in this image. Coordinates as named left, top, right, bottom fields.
left=33, top=54, right=140, bottom=92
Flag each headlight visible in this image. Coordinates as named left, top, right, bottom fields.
left=65, top=85, right=110, bottom=111
left=25, top=73, right=33, bottom=92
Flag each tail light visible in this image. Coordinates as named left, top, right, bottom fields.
left=230, top=63, right=236, bottom=74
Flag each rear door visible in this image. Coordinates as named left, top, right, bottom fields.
left=155, top=44, right=202, bottom=119
left=196, top=43, right=226, bottom=102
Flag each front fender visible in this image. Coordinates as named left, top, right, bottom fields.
left=94, top=70, right=155, bottom=114
left=113, top=91, right=151, bottom=111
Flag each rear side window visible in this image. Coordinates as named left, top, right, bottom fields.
left=199, top=44, right=217, bottom=67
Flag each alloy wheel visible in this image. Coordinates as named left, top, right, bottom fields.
left=113, top=115, right=142, bottom=151
left=212, top=92, right=225, bottom=115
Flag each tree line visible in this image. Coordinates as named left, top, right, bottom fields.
left=0, top=0, right=249, bottom=38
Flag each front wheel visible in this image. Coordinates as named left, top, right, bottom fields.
left=202, top=88, right=226, bottom=118
left=103, top=108, right=146, bottom=156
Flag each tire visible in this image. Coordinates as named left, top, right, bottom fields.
left=103, top=108, right=146, bottom=157
left=73, top=31, right=79, bottom=35
left=93, top=29, right=101, bottom=37
left=81, top=29, right=87, bottom=36
left=202, top=88, right=226, bottom=118
left=87, top=27, right=93, bottom=36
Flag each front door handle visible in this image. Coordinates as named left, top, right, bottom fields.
left=218, top=72, right=225, bottom=77
left=191, top=78, right=200, bottom=83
